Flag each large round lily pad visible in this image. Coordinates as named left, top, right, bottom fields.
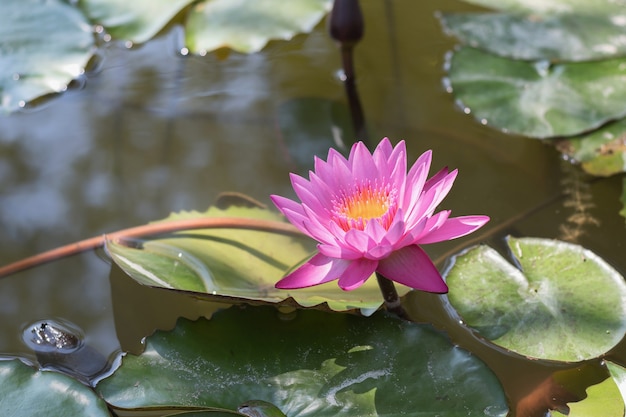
left=447, top=47, right=626, bottom=138
left=0, top=0, right=94, bottom=113
left=445, top=237, right=626, bottom=361
left=97, top=306, right=508, bottom=416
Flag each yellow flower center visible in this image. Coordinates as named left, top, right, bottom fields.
left=341, top=187, right=389, bottom=221
left=333, top=182, right=396, bottom=231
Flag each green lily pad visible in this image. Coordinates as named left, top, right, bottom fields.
left=185, top=0, right=332, bottom=54
left=78, top=0, right=195, bottom=44
left=440, top=12, right=626, bottom=62
left=106, top=205, right=408, bottom=315
left=0, top=359, right=110, bottom=416
left=555, top=119, right=626, bottom=176
left=549, top=375, right=624, bottom=417
left=459, top=0, right=623, bottom=15
left=445, top=236, right=626, bottom=361
left=447, top=46, right=626, bottom=138
left=97, top=306, right=508, bottom=416
left=607, top=361, right=626, bottom=408
left=0, top=0, right=94, bottom=113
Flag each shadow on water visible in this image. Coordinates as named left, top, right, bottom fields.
left=0, top=0, right=626, bottom=415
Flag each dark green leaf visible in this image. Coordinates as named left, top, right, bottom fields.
left=0, top=360, right=110, bottom=416
left=97, top=307, right=508, bottom=416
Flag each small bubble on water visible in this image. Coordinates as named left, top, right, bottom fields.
left=480, top=118, right=488, bottom=125
left=335, top=69, right=347, bottom=82
left=18, top=100, right=26, bottom=108
left=12, top=73, right=20, bottom=81
left=103, top=34, right=112, bottom=42
left=180, top=47, right=189, bottom=56
left=94, top=25, right=104, bottom=34
left=463, top=107, right=471, bottom=114
left=124, top=40, right=133, bottom=49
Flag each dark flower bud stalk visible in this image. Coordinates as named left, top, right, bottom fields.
left=330, top=1, right=404, bottom=316
left=329, top=0, right=369, bottom=147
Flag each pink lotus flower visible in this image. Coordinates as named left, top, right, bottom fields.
left=271, top=138, right=489, bottom=292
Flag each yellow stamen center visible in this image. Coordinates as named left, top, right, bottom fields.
left=332, top=182, right=397, bottom=231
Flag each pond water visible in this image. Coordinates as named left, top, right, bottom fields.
left=1, top=0, right=625, bottom=415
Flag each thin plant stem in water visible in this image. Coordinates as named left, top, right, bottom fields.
left=0, top=218, right=301, bottom=279
left=376, top=272, right=409, bottom=319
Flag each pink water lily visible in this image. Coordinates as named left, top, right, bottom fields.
left=271, top=138, right=489, bottom=292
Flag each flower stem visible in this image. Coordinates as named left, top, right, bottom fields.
left=375, top=272, right=408, bottom=319
left=0, top=218, right=302, bottom=279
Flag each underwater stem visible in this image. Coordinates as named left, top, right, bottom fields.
left=376, top=272, right=408, bottom=319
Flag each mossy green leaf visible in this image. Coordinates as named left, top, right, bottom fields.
left=447, top=47, right=626, bottom=138
left=446, top=236, right=626, bottom=361
left=0, top=360, right=110, bottom=416
left=97, top=306, right=508, bottom=416
left=185, top=0, right=332, bottom=54
left=0, top=0, right=94, bottom=113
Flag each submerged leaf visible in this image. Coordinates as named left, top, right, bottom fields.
left=107, top=205, right=406, bottom=314
left=0, top=360, right=110, bottom=416
left=97, top=306, right=508, bottom=416
left=445, top=236, right=626, bottom=361
left=447, top=47, right=626, bottom=138
left=185, top=0, right=332, bottom=54
left=0, top=0, right=94, bottom=113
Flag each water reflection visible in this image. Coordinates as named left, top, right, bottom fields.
left=0, top=0, right=625, bottom=414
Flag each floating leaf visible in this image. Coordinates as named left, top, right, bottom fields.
left=445, top=236, right=626, bottom=361
left=555, top=119, right=626, bottom=176
left=0, top=360, right=110, bottom=416
left=107, top=205, right=407, bottom=314
left=78, top=0, right=195, bottom=44
left=607, top=361, right=626, bottom=408
left=447, top=47, right=626, bottom=138
left=0, top=0, right=94, bottom=113
left=185, top=0, right=332, bottom=54
left=440, top=12, right=626, bottom=62
left=549, top=374, right=624, bottom=417
left=458, top=0, right=625, bottom=15
left=97, top=306, right=508, bottom=416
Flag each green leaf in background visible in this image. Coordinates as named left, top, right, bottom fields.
left=458, top=0, right=624, bottom=15
left=78, top=0, right=195, bottom=44
left=185, top=0, right=332, bottom=54
left=0, top=0, right=95, bottom=113
left=0, top=360, right=110, bottom=416
left=97, top=306, right=508, bottom=416
left=447, top=47, right=626, bottom=138
left=607, top=361, right=626, bottom=410
left=555, top=119, right=626, bottom=176
left=106, top=205, right=409, bottom=315
left=549, top=375, right=624, bottom=417
left=440, top=12, right=626, bottom=62
left=445, top=236, right=626, bottom=361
